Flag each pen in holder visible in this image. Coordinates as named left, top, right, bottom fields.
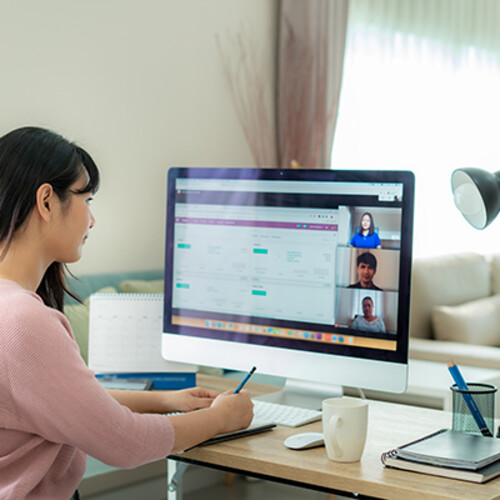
left=450, top=383, right=497, bottom=436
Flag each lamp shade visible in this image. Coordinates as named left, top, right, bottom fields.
left=451, top=168, right=500, bottom=229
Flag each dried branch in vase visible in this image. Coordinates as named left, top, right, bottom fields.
left=216, top=31, right=277, bottom=168
left=217, top=15, right=338, bottom=170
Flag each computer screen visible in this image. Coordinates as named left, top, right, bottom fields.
left=162, top=168, right=414, bottom=405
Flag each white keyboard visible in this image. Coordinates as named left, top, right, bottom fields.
left=252, top=400, right=322, bottom=428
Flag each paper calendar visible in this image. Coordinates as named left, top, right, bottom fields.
left=88, top=293, right=196, bottom=374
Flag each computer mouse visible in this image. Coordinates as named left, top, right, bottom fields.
left=284, top=432, right=324, bottom=450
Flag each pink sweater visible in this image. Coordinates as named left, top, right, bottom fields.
left=0, top=280, right=175, bottom=500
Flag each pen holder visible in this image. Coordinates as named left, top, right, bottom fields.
left=451, top=383, right=497, bottom=436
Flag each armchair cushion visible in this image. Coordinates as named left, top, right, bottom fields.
left=119, top=279, right=164, bottom=294
left=64, top=286, right=118, bottom=363
left=490, top=254, right=500, bottom=296
left=410, top=337, right=500, bottom=370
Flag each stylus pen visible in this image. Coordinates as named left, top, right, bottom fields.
left=447, top=361, right=493, bottom=437
left=233, top=366, right=257, bottom=394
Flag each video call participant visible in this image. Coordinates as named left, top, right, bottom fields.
left=348, top=252, right=383, bottom=290
left=350, top=212, right=382, bottom=249
left=352, top=296, right=386, bottom=333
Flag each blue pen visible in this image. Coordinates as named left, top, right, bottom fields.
left=233, top=366, right=256, bottom=394
left=447, top=361, right=493, bottom=437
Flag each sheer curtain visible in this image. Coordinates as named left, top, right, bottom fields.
left=331, top=0, right=500, bottom=257
left=278, top=0, right=348, bottom=168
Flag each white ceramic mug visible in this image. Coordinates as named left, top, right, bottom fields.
left=322, top=397, right=368, bottom=462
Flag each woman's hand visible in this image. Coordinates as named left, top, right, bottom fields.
left=166, top=387, right=220, bottom=412
left=210, top=389, right=254, bottom=434
left=168, top=389, right=254, bottom=452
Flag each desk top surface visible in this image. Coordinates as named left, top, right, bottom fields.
left=170, top=374, right=500, bottom=500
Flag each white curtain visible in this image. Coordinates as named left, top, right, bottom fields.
left=332, top=0, right=500, bottom=257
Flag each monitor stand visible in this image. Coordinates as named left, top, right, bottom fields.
left=254, top=378, right=343, bottom=410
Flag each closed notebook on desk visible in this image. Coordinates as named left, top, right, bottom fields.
left=384, top=428, right=500, bottom=470
left=382, top=452, right=500, bottom=483
left=199, top=421, right=276, bottom=446
left=166, top=410, right=276, bottom=449
left=381, top=428, right=500, bottom=483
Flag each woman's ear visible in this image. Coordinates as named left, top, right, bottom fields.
left=35, top=183, right=55, bottom=222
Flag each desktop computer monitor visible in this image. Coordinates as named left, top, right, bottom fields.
left=162, top=168, right=414, bottom=407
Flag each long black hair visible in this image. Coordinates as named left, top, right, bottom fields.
left=358, top=212, right=375, bottom=236
left=0, top=126, right=100, bottom=311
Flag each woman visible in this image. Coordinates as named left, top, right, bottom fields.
left=351, top=296, right=386, bottom=333
left=350, top=212, right=382, bottom=249
left=0, top=127, right=253, bottom=500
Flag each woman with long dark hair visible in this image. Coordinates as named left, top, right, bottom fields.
left=0, top=127, right=253, bottom=499
left=350, top=212, right=382, bottom=249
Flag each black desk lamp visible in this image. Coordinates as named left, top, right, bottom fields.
left=451, top=167, right=500, bottom=229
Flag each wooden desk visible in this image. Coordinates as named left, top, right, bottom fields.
left=167, top=375, right=500, bottom=500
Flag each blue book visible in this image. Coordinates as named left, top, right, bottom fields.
left=96, top=372, right=196, bottom=390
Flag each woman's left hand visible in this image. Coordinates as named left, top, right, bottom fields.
left=167, top=387, right=220, bottom=412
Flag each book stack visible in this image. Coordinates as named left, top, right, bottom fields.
left=381, top=428, right=500, bottom=483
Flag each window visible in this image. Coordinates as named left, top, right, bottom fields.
left=332, top=0, right=500, bottom=257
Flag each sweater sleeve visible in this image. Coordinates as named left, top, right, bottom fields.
left=0, top=298, right=175, bottom=469
left=378, top=317, right=387, bottom=333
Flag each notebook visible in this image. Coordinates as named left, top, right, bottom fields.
left=381, top=452, right=500, bottom=483
left=381, top=428, right=500, bottom=471
left=167, top=410, right=276, bottom=449
left=199, top=421, right=276, bottom=446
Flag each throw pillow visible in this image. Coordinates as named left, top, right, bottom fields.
left=119, top=279, right=164, bottom=294
left=64, top=286, right=118, bottom=364
left=64, top=303, right=90, bottom=364
left=432, top=295, right=500, bottom=346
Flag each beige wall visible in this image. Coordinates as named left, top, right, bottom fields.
left=0, top=0, right=279, bottom=274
